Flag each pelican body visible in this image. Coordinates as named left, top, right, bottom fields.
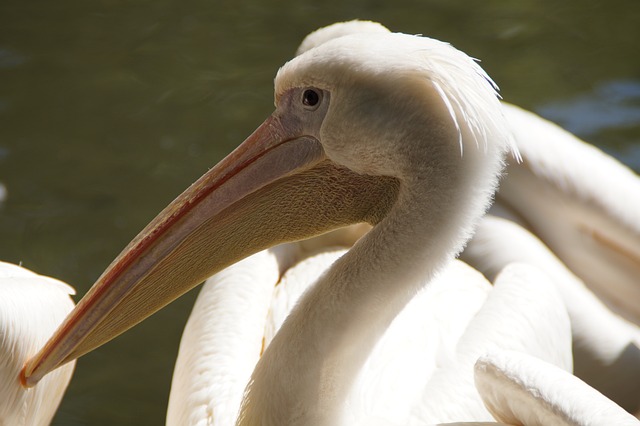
left=0, top=262, right=75, bottom=426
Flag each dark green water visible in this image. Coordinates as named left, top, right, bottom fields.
left=1, top=1, right=638, bottom=424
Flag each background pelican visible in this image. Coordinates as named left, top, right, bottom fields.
left=495, top=104, right=640, bottom=324
left=19, top=26, right=639, bottom=425
left=475, top=350, right=638, bottom=426
left=0, top=262, right=75, bottom=426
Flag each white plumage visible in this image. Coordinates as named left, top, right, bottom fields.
left=0, top=262, right=75, bottom=426
left=497, top=103, right=640, bottom=325
left=475, top=350, right=639, bottom=425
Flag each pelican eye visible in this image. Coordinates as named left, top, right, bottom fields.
left=302, top=89, right=321, bottom=110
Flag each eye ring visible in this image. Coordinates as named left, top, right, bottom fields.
left=302, top=88, right=321, bottom=110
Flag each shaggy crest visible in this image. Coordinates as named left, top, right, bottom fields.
left=277, top=32, right=520, bottom=162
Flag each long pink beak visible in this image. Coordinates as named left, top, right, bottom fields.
left=22, top=111, right=398, bottom=387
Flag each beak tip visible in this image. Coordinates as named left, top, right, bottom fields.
left=19, top=364, right=33, bottom=388
left=20, top=356, right=47, bottom=388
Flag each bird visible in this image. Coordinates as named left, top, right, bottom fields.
left=0, top=261, right=75, bottom=426
left=18, top=22, right=640, bottom=426
left=495, top=103, right=640, bottom=326
left=22, top=28, right=519, bottom=421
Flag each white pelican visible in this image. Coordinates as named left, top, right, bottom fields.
left=496, top=103, right=640, bottom=326
left=0, top=261, right=75, bottom=426
left=23, top=30, right=517, bottom=420
left=18, top=23, right=640, bottom=425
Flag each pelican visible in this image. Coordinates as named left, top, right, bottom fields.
left=22, top=29, right=517, bottom=420
left=496, top=103, right=640, bottom=326
left=17, top=24, right=640, bottom=425
left=0, top=261, right=75, bottom=426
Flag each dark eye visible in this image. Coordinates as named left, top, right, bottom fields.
left=302, top=89, right=321, bottom=109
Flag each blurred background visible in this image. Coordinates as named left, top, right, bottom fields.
left=1, top=0, right=639, bottom=424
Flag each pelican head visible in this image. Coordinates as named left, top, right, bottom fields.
left=23, top=32, right=514, bottom=387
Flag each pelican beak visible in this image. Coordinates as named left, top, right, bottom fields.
left=22, top=112, right=398, bottom=387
